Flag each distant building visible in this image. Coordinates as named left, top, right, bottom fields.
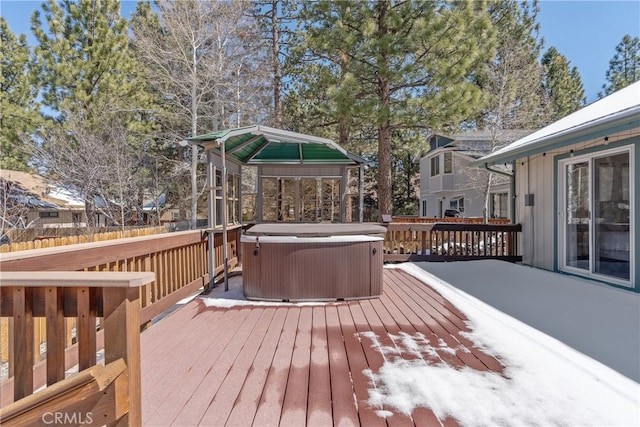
left=0, top=170, right=109, bottom=228
left=419, top=131, right=529, bottom=219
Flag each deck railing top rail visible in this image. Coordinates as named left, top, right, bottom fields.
left=0, top=271, right=155, bottom=288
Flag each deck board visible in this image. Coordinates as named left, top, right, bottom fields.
left=224, top=308, right=289, bottom=426
left=252, top=307, right=300, bottom=427
left=140, top=268, right=503, bottom=426
left=306, top=306, right=333, bottom=427
left=279, top=306, right=313, bottom=427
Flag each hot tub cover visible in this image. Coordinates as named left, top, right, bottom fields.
left=245, top=223, right=387, bottom=237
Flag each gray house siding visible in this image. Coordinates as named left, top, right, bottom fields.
left=513, top=129, right=639, bottom=289
left=420, top=149, right=510, bottom=218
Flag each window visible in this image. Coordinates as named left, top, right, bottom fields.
left=241, top=166, right=257, bottom=222
left=261, top=176, right=344, bottom=222
left=278, top=178, right=296, bottom=221
left=39, top=211, right=58, bottom=218
left=261, top=177, right=278, bottom=221
left=444, top=152, right=453, bottom=174
left=300, top=178, right=319, bottom=222
left=491, top=192, right=509, bottom=218
left=321, top=178, right=341, bottom=222
left=227, top=174, right=240, bottom=224
left=449, top=196, right=464, bottom=213
left=421, top=200, right=427, bottom=216
left=214, top=170, right=241, bottom=225
left=430, top=155, right=439, bottom=177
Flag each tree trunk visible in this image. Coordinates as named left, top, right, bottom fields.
left=376, top=1, right=392, bottom=218
left=190, top=45, right=198, bottom=230
left=272, top=0, right=282, bottom=127
left=84, top=197, right=96, bottom=228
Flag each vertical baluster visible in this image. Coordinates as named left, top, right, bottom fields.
left=464, top=230, right=469, bottom=256
left=77, top=287, right=97, bottom=371
left=45, top=286, right=65, bottom=386
left=13, top=287, right=33, bottom=400
left=486, top=230, right=489, bottom=255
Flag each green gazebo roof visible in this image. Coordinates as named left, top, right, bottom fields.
left=187, top=125, right=365, bottom=165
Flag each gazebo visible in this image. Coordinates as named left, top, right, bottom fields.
left=187, top=125, right=368, bottom=287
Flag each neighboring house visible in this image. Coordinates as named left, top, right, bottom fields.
left=0, top=170, right=80, bottom=228
left=419, top=132, right=528, bottom=219
left=0, top=170, right=110, bottom=228
left=477, top=81, right=639, bottom=290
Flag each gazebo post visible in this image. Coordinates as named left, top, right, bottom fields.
left=218, top=139, right=229, bottom=291
left=256, top=166, right=263, bottom=222
left=341, top=166, right=347, bottom=222
left=359, top=164, right=364, bottom=222
left=206, top=150, right=216, bottom=289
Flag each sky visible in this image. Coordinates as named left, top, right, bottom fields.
left=201, top=261, right=640, bottom=425
left=1, top=0, right=639, bottom=104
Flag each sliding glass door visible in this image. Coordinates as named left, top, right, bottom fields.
left=560, top=147, right=633, bottom=284
left=565, top=161, right=590, bottom=271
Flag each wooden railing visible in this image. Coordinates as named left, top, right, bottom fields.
left=384, top=222, right=522, bottom=262
left=391, top=216, right=511, bottom=224
left=0, top=226, right=242, bottom=409
left=0, top=272, right=154, bottom=426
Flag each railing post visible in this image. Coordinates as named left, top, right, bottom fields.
left=102, top=286, right=142, bottom=426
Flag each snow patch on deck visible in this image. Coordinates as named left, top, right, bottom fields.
left=362, top=263, right=640, bottom=426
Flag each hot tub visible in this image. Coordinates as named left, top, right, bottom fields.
left=242, top=223, right=386, bottom=301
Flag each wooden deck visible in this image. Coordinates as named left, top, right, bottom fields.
left=140, top=269, right=504, bottom=426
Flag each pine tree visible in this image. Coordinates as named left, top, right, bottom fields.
left=0, top=18, right=41, bottom=171
left=600, top=34, right=640, bottom=97
left=542, top=46, right=586, bottom=119
left=29, top=0, right=157, bottom=227
left=289, top=0, right=494, bottom=217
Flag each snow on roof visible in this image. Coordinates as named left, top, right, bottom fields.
left=48, top=186, right=85, bottom=207
left=479, top=81, right=640, bottom=165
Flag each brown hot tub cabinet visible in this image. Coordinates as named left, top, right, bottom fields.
left=241, top=224, right=386, bottom=301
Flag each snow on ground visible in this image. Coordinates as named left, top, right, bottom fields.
left=413, top=259, right=640, bottom=382
left=370, top=263, right=640, bottom=426
left=200, top=275, right=332, bottom=308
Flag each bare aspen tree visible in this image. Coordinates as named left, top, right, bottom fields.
left=131, top=0, right=268, bottom=228
left=472, top=0, right=550, bottom=221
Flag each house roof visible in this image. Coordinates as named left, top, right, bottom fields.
left=187, top=125, right=366, bottom=166
left=422, top=130, right=532, bottom=160
left=477, top=81, right=640, bottom=166
left=0, top=170, right=111, bottom=210
left=0, top=170, right=62, bottom=209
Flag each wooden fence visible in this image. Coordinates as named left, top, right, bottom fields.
left=384, top=222, right=522, bottom=263
left=0, top=226, right=242, bottom=409
left=1, top=226, right=167, bottom=253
